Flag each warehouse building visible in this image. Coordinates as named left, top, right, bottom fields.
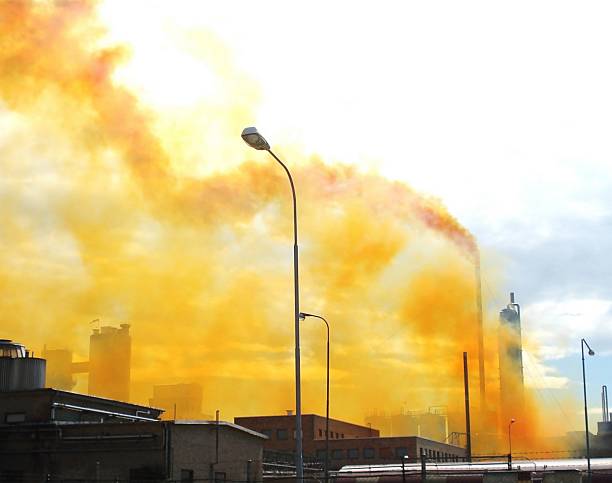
left=235, top=413, right=466, bottom=470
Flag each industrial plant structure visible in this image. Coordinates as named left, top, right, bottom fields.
left=498, top=292, right=525, bottom=426
left=0, top=337, right=265, bottom=482
left=43, top=323, right=132, bottom=402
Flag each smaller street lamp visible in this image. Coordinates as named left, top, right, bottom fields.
left=299, top=312, right=330, bottom=483
left=581, top=338, right=596, bottom=483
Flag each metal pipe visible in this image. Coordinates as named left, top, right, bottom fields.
left=268, top=149, right=303, bottom=481
left=216, top=409, right=220, bottom=465
left=463, top=352, right=472, bottom=462
left=51, top=402, right=158, bottom=421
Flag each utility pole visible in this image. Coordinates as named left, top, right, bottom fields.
left=463, top=352, right=472, bottom=462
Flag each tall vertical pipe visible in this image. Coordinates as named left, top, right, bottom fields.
left=474, top=249, right=486, bottom=411
left=463, top=352, right=472, bottom=462
left=603, top=385, right=609, bottom=423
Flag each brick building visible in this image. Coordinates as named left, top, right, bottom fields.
left=234, top=414, right=466, bottom=470
left=0, top=389, right=266, bottom=482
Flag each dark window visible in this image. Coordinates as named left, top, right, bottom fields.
left=319, top=429, right=323, bottom=437
left=214, top=472, right=226, bottom=483
left=5, top=412, right=25, bottom=423
left=316, top=449, right=327, bottom=462
left=180, top=469, right=194, bottom=482
left=130, top=467, right=165, bottom=480
left=341, top=433, right=345, bottom=438
left=331, top=449, right=345, bottom=460
left=395, top=447, right=408, bottom=458
left=277, top=429, right=288, bottom=440
left=347, top=448, right=359, bottom=459
left=261, top=429, right=272, bottom=439
left=363, top=448, right=375, bottom=459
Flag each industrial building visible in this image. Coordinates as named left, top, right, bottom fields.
left=365, top=408, right=449, bottom=441
left=150, top=382, right=211, bottom=420
left=0, top=338, right=266, bottom=482
left=235, top=414, right=466, bottom=471
left=43, top=323, right=132, bottom=402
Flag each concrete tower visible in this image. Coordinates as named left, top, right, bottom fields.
left=88, top=324, right=131, bottom=402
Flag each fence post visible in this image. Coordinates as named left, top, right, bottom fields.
left=401, top=456, right=406, bottom=483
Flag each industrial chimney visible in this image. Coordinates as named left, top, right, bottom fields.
left=498, top=292, right=525, bottom=424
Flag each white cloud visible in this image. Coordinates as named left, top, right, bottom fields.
left=523, top=298, right=612, bottom=360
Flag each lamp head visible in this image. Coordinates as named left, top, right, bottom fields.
left=510, top=418, right=516, bottom=424
left=299, top=312, right=307, bottom=321
left=589, top=349, right=595, bottom=356
left=241, top=127, right=270, bottom=151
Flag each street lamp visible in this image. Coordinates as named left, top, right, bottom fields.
left=508, top=418, right=516, bottom=460
left=241, top=127, right=303, bottom=481
left=299, top=312, right=330, bottom=483
left=581, top=338, right=595, bottom=483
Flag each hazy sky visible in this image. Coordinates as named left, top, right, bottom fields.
left=98, top=1, right=611, bottom=423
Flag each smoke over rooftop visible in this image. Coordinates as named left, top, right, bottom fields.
left=0, top=0, right=578, bottom=453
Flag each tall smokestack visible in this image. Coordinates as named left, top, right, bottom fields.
left=498, top=292, right=524, bottom=424
left=474, top=249, right=486, bottom=411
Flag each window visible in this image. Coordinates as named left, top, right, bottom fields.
left=395, top=447, right=408, bottom=458
left=5, top=413, right=25, bottom=423
left=363, top=448, right=375, bottom=459
left=214, top=472, right=226, bottom=483
left=347, top=448, right=359, bottom=459
left=331, top=449, right=345, bottom=460
left=319, top=429, right=323, bottom=437
left=180, top=469, right=194, bottom=482
left=277, top=429, right=288, bottom=440
left=341, top=433, right=344, bottom=438
left=316, top=449, right=327, bottom=462
left=261, top=429, right=272, bottom=439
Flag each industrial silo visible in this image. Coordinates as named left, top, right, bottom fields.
left=0, top=339, right=46, bottom=391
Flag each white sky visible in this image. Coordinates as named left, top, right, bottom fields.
left=98, top=0, right=612, bottom=413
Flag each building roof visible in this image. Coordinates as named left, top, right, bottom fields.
left=0, top=388, right=164, bottom=421
left=172, top=420, right=269, bottom=439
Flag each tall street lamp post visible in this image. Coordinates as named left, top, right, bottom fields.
left=241, top=127, right=303, bottom=481
left=508, top=418, right=516, bottom=461
left=299, top=312, right=330, bottom=483
left=581, top=338, right=595, bottom=483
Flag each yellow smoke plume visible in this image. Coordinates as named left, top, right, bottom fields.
left=0, top=0, right=577, bottom=455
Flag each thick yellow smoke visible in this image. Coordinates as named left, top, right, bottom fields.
left=0, top=0, right=575, bottom=456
